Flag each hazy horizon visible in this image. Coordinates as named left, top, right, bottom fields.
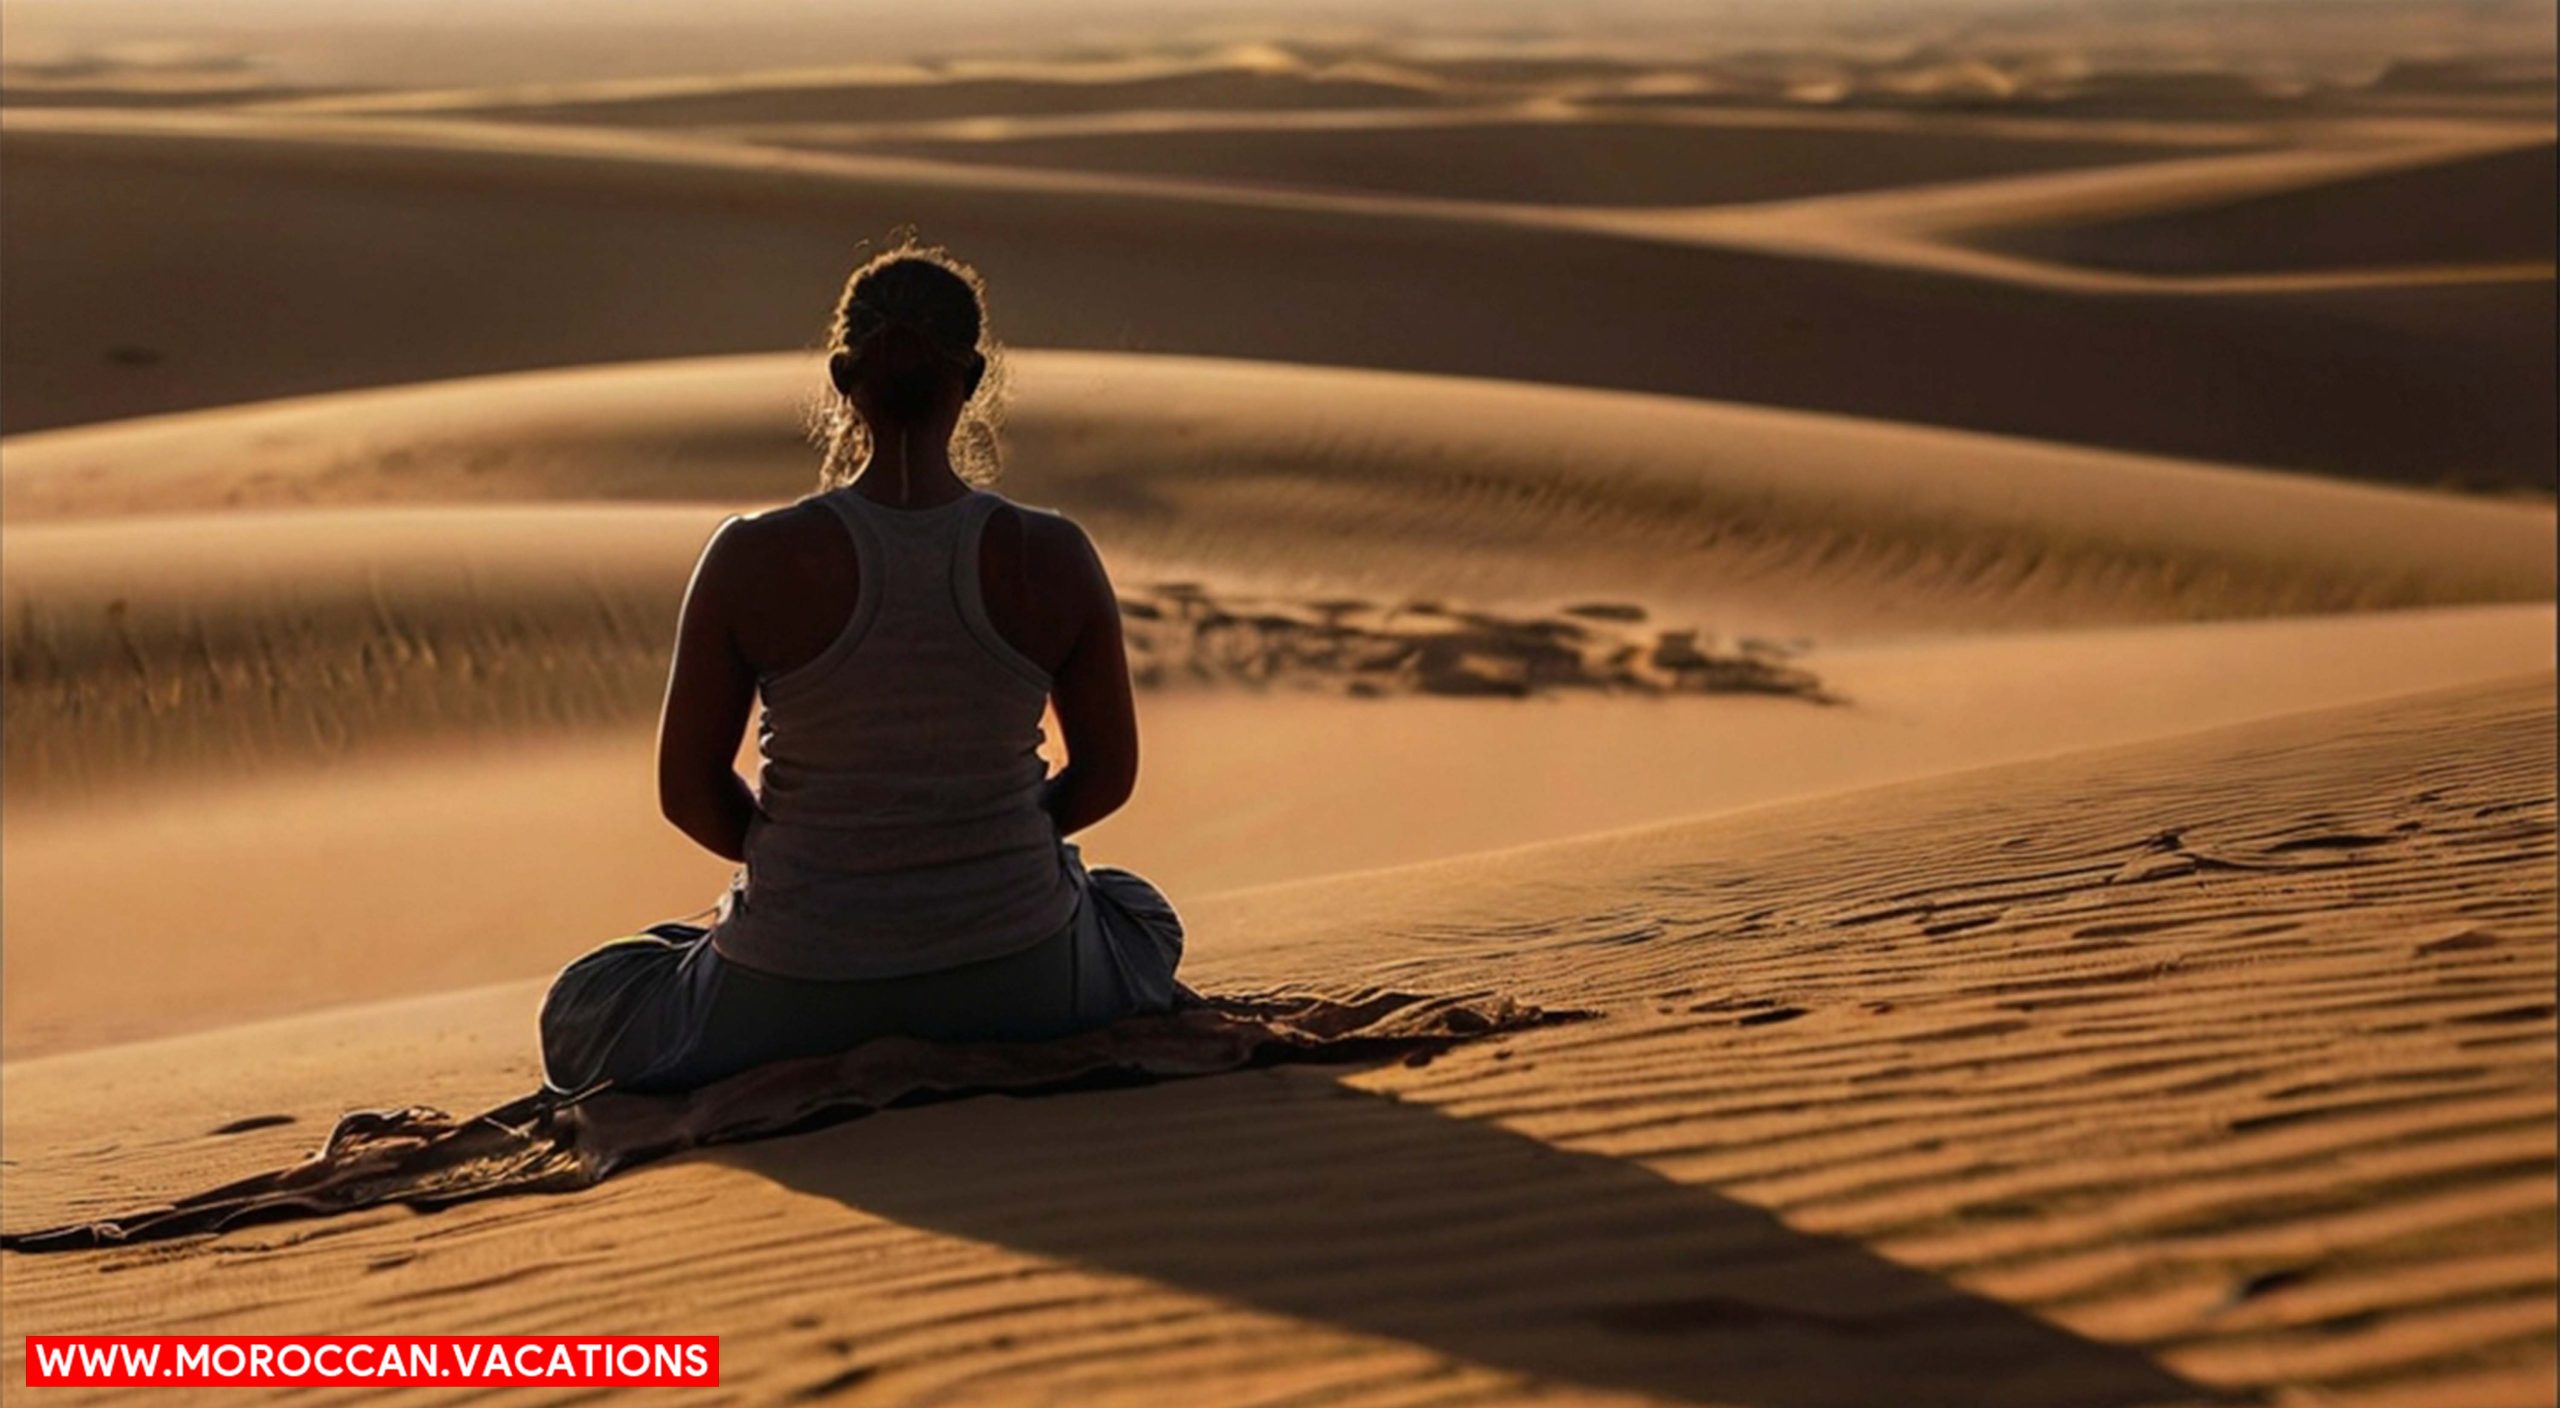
left=6, top=0, right=2550, bottom=90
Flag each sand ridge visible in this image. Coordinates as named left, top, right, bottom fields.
left=6, top=107, right=2550, bottom=485
left=3, top=352, right=2549, bottom=1064
left=7, top=603, right=2549, bottom=1061
left=9, top=351, right=2547, bottom=607
left=10, top=9, right=2547, bottom=112
left=9, top=350, right=2549, bottom=810
left=4, top=675, right=2548, bottom=1405
left=1619, top=124, right=2557, bottom=294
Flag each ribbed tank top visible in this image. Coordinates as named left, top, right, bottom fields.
left=708, top=486, right=1082, bottom=980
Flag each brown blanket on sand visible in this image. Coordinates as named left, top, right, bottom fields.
left=2, top=989, right=1576, bottom=1253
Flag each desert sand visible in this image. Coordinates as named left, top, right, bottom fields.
left=2, top=4, right=2554, bottom=1404
left=5, top=101, right=2553, bottom=486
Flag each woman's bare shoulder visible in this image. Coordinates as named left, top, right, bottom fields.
left=985, top=497, right=1107, bottom=582
left=699, top=499, right=844, bottom=577
left=737, top=496, right=841, bottom=541
left=686, top=499, right=854, bottom=628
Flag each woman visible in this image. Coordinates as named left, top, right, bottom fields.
left=538, top=242, right=1183, bottom=1096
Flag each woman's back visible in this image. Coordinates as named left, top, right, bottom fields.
left=544, top=241, right=1173, bottom=1097
left=707, top=485, right=1083, bottom=981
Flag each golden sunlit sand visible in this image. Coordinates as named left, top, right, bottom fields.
left=5, top=679, right=2551, bottom=1403
left=1, top=5, right=2552, bottom=1404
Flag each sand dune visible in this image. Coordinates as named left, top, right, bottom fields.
left=1984, top=141, right=2558, bottom=277
left=9, top=4, right=2547, bottom=113
left=1, top=13, right=2550, bottom=1399
left=6, top=350, right=2546, bottom=1067
left=5, top=110, right=2549, bottom=487
left=702, top=102, right=2266, bottom=158
left=8, top=601, right=2548, bottom=1061
left=315, top=59, right=1461, bottom=126
left=8, top=350, right=2549, bottom=617
left=0, top=496, right=1831, bottom=811
left=5, top=353, right=2547, bottom=1059
left=1641, top=126, right=2559, bottom=293
left=3, top=351, right=2545, bottom=1064
left=788, top=116, right=2220, bottom=209
left=7, top=675, right=2549, bottom=1405
left=10, top=350, right=2551, bottom=799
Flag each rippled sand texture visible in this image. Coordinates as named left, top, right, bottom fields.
left=4, top=679, right=2549, bottom=1404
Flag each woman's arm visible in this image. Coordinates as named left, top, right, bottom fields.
left=1040, top=521, right=1139, bottom=837
left=656, top=517, right=764, bottom=863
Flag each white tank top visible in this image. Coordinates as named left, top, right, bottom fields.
left=708, top=486, right=1082, bottom=980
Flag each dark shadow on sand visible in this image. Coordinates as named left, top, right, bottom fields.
left=0, top=987, right=2212, bottom=1406
left=718, top=1060, right=2212, bottom=1408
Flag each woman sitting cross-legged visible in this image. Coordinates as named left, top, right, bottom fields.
left=538, top=241, right=1183, bottom=1096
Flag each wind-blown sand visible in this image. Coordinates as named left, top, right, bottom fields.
left=2, top=14, right=2554, bottom=1404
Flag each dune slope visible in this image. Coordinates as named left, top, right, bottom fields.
left=5, top=350, right=2550, bottom=1060
left=9, top=349, right=2548, bottom=610
left=7, top=603, right=2550, bottom=1061
left=824, top=116, right=2218, bottom=208
left=3, top=113, right=2548, bottom=486
left=1983, top=141, right=2558, bottom=277
left=4, top=674, right=2550, bottom=1406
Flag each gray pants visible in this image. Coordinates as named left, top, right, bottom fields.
left=540, top=866, right=1184, bottom=1095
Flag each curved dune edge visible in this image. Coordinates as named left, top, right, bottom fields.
left=1969, top=141, right=2556, bottom=281
left=9, top=105, right=2547, bottom=299
left=9, top=349, right=2549, bottom=598
left=11, top=116, right=2547, bottom=486
left=0, top=104, right=1647, bottom=236
left=5, top=674, right=2550, bottom=1406
left=6, top=350, right=2549, bottom=805
left=230, top=45, right=1469, bottom=116
left=6, top=603, right=2550, bottom=1061
left=1630, top=125, right=2558, bottom=293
